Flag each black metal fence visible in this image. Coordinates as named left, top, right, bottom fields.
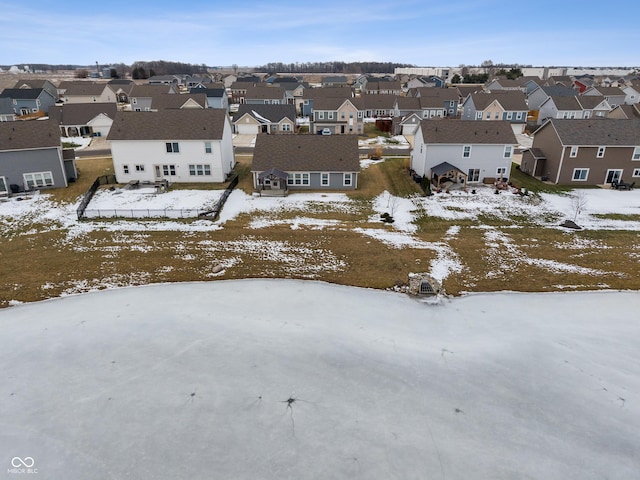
left=77, top=175, right=117, bottom=220
left=77, top=174, right=239, bottom=221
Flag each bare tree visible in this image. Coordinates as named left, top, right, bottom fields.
left=571, top=191, right=588, bottom=222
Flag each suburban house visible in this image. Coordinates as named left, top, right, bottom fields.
left=189, top=87, right=229, bottom=110
left=108, top=79, right=135, bottom=104
left=485, top=78, right=528, bottom=93
left=607, top=104, right=640, bottom=119
left=107, top=109, right=234, bottom=184
left=49, top=103, right=118, bottom=137
left=0, top=119, right=77, bottom=195
left=397, top=113, right=423, bottom=136
left=621, top=85, right=640, bottom=105
left=0, top=88, right=57, bottom=116
left=362, top=80, right=403, bottom=95
left=406, top=76, right=445, bottom=89
left=322, top=76, right=349, bottom=87
left=251, top=134, right=360, bottom=193
left=59, top=82, right=117, bottom=104
left=150, top=93, right=207, bottom=110
left=359, top=94, right=397, bottom=118
left=526, top=85, right=577, bottom=111
left=128, top=84, right=178, bottom=111
left=233, top=104, right=296, bottom=134
left=310, top=98, right=364, bottom=135
left=461, top=92, right=528, bottom=133
left=413, top=88, right=460, bottom=117
left=0, top=98, right=16, bottom=122
left=244, top=86, right=287, bottom=105
left=410, top=120, right=517, bottom=186
left=148, top=75, right=183, bottom=87
left=299, top=86, right=353, bottom=117
left=12, top=79, right=58, bottom=100
left=521, top=119, right=640, bottom=185
left=582, top=86, right=627, bottom=108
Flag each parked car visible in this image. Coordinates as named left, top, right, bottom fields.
left=321, top=128, right=332, bottom=135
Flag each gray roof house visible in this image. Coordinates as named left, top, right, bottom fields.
left=521, top=119, right=640, bottom=185
left=251, top=135, right=360, bottom=194
left=189, top=87, right=229, bottom=110
left=108, top=109, right=234, bottom=183
left=49, top=103, right=118, bottom=137
left=461, top=92, right=529, bottom=132
left=128, top=84, right=178, bottom=111
left=0, top=97, right=16, bottom=122
left=233, top=104, right=297, bottom=134
left=0, top=88, right=57, bottom=116
left=0, top=120, right=77, bottom=195
left=410, top=120, right=517, bottom=186
left=12, top=79, right=58, bottom=100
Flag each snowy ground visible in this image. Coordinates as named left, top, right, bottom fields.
left=2, top=181, right=640, bottom=291
left=1, top=280, right=638, bottom=479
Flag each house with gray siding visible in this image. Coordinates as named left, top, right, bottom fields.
left=411, top=120, right=517, bottom=186
left=521, top=119, right=640, bottom=185
left=300, top=86, right=353, bottom=117
left=461, top=92, right=529, bottom=133
left=189, top=88, right=229, bottom=110
left=244, top=86, right=287, bottom=105
left=233, top=104, right=296, bottom=134
left=251, top=135, right=360, bottom=193
left=0, top=98, right=16, bottom=122
left=128, top=84, right=178, bottom=112
left=527, top=85, right=577, bottom=111
left=0, top=120, right=76, bottom=196
left=0, top=88, right=57, bottom=116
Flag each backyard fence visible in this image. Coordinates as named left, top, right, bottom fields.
left=77, top=174, right=239, bottom=221
left=77, top=175, right=117, bottom=220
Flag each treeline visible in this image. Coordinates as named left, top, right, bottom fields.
left=256, top=61, right=415, bottom=74
left=129, top=60, right=208, bottom=79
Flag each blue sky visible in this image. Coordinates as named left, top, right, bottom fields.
left=1, top=0, right=639, bottom=68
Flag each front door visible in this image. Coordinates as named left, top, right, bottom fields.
left=154, top=165, right=163, bottom=179
left=271, top=179, right=280, bottom=189
left=605, top=169, right=623, bottom=184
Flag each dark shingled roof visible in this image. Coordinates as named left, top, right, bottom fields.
left=468, top=92, right=528, bottom=111
left=151, top=93, right=207, bottom=109
left=107, top=110, right=227, bottom=141
left=49, top=103, right=118, bottom=125
left=418, top=120, right=517, bottom=145
left=252, top=135, right=360, bottom=173
left=548, top=119, right=640, bottom=146
left=0, top=88, right=47, bottom=100
left=244, top=86, right=285, bottom=100
left=235, top=104, right=296, bottom=123
left=0, top=119, right=61, bottom=151
left=63, top=82, right=110, bottom=96
left=129, top=84, right=176, bottom=98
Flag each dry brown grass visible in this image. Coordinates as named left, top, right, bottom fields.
left=2, top=155, right=640, bottom=307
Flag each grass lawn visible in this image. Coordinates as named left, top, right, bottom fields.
left=2, top=154, right=639, bottom=307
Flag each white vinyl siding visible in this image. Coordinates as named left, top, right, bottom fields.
left=189, top=164, right=211, bottom=176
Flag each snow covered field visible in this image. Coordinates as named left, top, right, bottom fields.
left=1, top=280, right=639, bottom=479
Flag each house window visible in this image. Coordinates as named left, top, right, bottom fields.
left=632, top=168, right=640, bottom=177
left=504, top=146, right=512, bottom=158
left=287, top=173, right=310, bottom=186
left=497, top=167, right=507, bottom=178
left=632, top=147, right=640, bottom=160
left=357, top=111, right=363, bottom=118
left=205, top=142, right=212, bottom=153
left=516, top=112, right=523, bottom=120
left=123, top=165, right=129, bottom=174
left=468, top=169, right=480, bottom=182
left=343, top=173, right=353, bottom=186
left=570, top=146, right=579, bottom=158
left=162, top=164, right=176, bottom=176
left=189, top=164, right=211, bottom=176
left=321, top=173, right=330, bottom=186
left=282, top=123, right=291, bottom=131
left=462, top=145, right=471, bottom=158
left=23, top=171, right=54, bottom=189
left=166, top=142, right=179, bottom=153
left=584, top=111, right=591, bottom=118
left=597, top=146, right=606, bottom=158
left=506, top=112, right=513, bottom=120
left=135, top=164, right=145, bottom=172
left=132, top=98, right=137, bottom=104
left=572, top=168, right=589, bottom=181
left=476, top=112, right=483, bottom=119
left=318, top=112, right=324, bottom=120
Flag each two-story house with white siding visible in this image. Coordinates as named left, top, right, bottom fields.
left=410, top=120, right=517, bottom=186
left=107, top=109, right=234, bottom=184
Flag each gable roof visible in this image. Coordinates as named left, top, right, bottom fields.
left=358, top=94, right=397, bottom=109
left=418, top=120, right=517, bottom=145
left=107, top=110, right=227, bottom=141
left=0, top=88, right=50, bottom=100
left=234, top=104, right=296, bottom=123
left=544, top=119, right=640, bottom=146
left=252, top=135, right=360, bottom=172
left=537, top=85, right=577, bottom=97
left=63, top=82, right=110, bottom=96
left=129, top=84, right=176, bottom=98
left=0, top=119, right=61, bottom=150
left=244, top=86, right=286, bottom=100
left=188, top=87, right=226, bottom=98
left=48, top=103, right=118, bottom=125
left=468, top=92, right=528, bottom=111
left=151, top=93, right=207, bottom=110
left=303, top=87, right=353, bottom=100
